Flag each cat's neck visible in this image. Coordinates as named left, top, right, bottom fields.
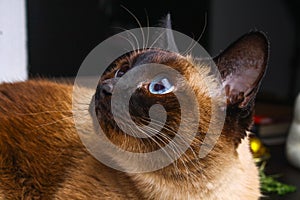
left=131, top=171, right=213, bottom=199
left=130, top=136, right=260, bottom=200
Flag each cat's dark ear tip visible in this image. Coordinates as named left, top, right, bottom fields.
left=243, top=31, right=270, bottom=53
left=245, top=31, right=269, bottom=40
left=237, top=31, right=270, bottom=71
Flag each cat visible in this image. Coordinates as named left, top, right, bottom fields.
left=0, top=16, right=269, bottom=199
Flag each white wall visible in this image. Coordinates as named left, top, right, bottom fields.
left=0, top=0, right=27, bottom=83
left=209, top=0, right=295, bottom=100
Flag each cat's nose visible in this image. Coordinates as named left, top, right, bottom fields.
left=101, top=83, right=114, bottom=95
left=96, top=78, right=118, bottom=97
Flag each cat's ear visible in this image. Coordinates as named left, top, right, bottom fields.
left=213, top=32, right=269, bottom=108
left=156, top=13, right=179, bottom=52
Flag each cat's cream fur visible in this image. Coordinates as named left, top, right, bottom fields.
left=131, top=136, right=260, bottom=200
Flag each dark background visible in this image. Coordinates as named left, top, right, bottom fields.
left=26, top=0, right=209, bottom=76
left=26, top=0, right=300, bottom=104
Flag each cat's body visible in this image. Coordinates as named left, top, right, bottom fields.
left=0, top=25, right=269, bottom=199
left=0, top=80, right=259, bottom=200
left=0, top=81, right=144, bottom=199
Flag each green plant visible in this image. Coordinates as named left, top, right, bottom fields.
left=259, top=162, right=296, bottom=195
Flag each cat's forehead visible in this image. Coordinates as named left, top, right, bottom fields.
left=103, top=49, right=215, bottom=88
left=119, top=49, right=180, bottom=66
left=100, top=49, right=184, bottom=80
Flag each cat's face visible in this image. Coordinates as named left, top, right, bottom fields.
left=95, top=49, right=214, bottom=154
left=94, top=32, right=269, bottom=168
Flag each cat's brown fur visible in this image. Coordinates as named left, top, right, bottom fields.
left=0, top=81, right=145, bottom=199
left=0, top=31, right=269, bottom=199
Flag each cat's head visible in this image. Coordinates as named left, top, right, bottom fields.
left=93, top=16, right=269, bottom=171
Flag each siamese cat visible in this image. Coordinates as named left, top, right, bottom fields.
left=0, top=16, right=269, bottom=199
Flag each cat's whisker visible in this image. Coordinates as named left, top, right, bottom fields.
left=131, top=120, right=181, bottom=171
left=116, top=120, right=148, bottom=150
left=144, top=9, right=150, bottom=49
left=141, top=124, right=180, bottom=168
left=141, top=118, right=200, bottom=174
left=30, top=101, right=71, bottom=108
left=138, top=128, right=180, bottom=172
left=113, top=27, right=138, bottom=51
left=149, top=30, right=167, bottom=49
left=127, top=29, right=140, bottom=50
left=184, top=13, right=207, bottom=55
left=34, top=116, right=73, bottom=129
left=120, top=5, right=145, bottom=50
left=138, top=118, right=196, bottom=174
left=118, top=35, right=136, bottom=52
left=144, top=118, right=199, bottom=161
left=127, top=124, right=147, bottom=150
left=181, top=33, right=197, bottom=56
left=73, top=102, right=90, bottom=106
left=15, top=110, right=73, bottom=116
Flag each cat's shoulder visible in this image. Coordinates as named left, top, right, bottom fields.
left=0, top=79, right=73, bottom=96
left=0, top=79, right=73, bottom=112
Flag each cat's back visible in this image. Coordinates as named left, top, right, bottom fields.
left=0, top=80, right=77, bottom=159
left=0, top=80, right=75, bottom=149
left=0, top=80, right=78, bottom=199
left=0, top=80, right=141, bottom=199
left=0, top=79, right=72, bottom=112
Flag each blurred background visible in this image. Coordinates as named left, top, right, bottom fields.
left=0, top=0, right=299, bottom=104
left=27, top=0, right=300, bottom=105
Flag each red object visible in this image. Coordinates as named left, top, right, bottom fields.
left=253, top=115, right=273, bottom=124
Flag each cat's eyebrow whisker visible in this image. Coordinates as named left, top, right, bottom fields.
left=113, top=27, right=138, bottom=50
left=184, top=13, right=207, bottom=55
left=144, top=8, right=150, bottom=49
left=118, top=35, right=136, bottom=52
left=120, top=5, right=145, bottom=50
left=183, top=38, right=198, bottom=56
left=127, top=29, right=140, bottom=50
left=182, top=34, right=197, bottom=56
left=149, top=30, right=167, bottom=50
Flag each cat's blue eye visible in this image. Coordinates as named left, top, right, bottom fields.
left=149, top=77, right=174, bottom=95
